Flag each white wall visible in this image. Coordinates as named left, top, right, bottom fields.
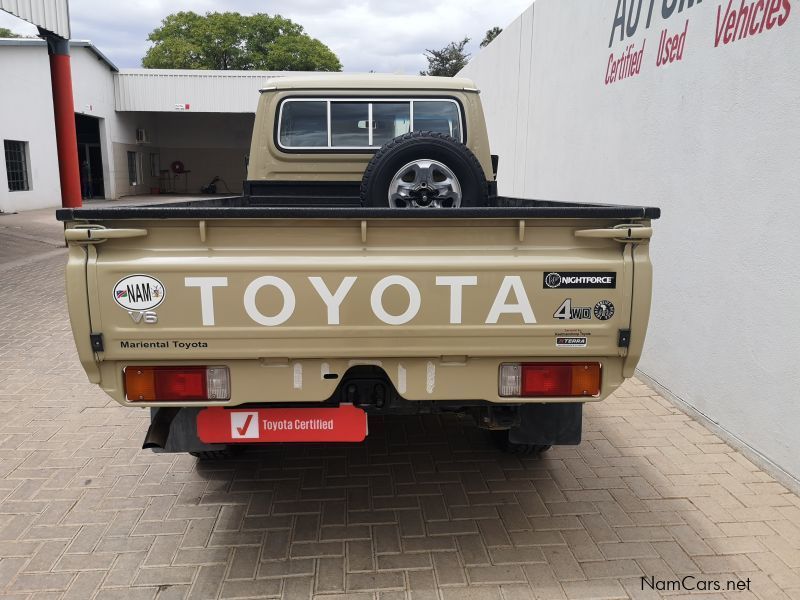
left=0, top=45, right=60, bottom=213
left=461, top=0, right=800, bottom=481
left=110, top=112, right=159, bottom=198
left=70, top=45, right=119, bottom=200
left=0, top=42, right=123, bottom=208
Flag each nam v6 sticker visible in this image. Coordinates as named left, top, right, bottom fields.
left=114, top=275, right=165, bottom=311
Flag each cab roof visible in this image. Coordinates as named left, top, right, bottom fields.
left=261, top=74, right=479, bottom=93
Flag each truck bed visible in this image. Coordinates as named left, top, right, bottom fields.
left=58, top=195, right=658, bottom=414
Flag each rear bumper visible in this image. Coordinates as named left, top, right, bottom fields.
left=148, top=401, right=583, bottom=453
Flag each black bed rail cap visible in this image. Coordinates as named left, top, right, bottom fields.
left=56, top=197, right=660, bottom=221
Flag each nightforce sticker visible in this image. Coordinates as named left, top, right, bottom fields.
left=556, top=337, right=588, bottom=348
left=544, top=272, right=616, bottom=289
left=593, top=300, right=615, bottom=320
left=553, top=298, right=591, bottom=320
left=113, top=275, right=165, bottom=310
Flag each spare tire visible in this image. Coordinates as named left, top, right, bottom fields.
left=360, top=131, right=489, bottom=208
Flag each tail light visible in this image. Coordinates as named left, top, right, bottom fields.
left=124, top=366, right=230, bottom=401
left=499, top=362, right=601, bottom=397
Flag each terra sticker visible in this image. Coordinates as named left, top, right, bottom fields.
left=556, top=337, right=588, bottom=348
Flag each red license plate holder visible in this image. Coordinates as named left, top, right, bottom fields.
left=196, top=405, right=367, bottom=443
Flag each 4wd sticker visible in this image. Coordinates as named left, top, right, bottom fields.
left=113, top=275, right=165, bottom=311
left=553, top=298, right=592, bottom=320
left=556, top=337, right=588, bottom=348
left=544, top=272, right=616, bottom=289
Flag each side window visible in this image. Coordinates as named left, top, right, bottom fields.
left=127, top=151, right=138, bottom=185
left=331, top=102, right=369, bottom=147
left=276, top=98, right=462, bottom=150
left=372, top=103, right=411, bottom=147
left=149, top=153, right=160, bottom=178
left=127, top=152, right=143, bottom=186
left=4, top=140, right=31, bottom=192
left=279, top=101, right=328, bottom=148
left=413, top=101, right=462, bottom=139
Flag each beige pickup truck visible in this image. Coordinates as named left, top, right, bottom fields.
left=57, top=75, right=659, bottom=458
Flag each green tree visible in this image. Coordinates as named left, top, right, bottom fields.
left=481, top=26, right=503, bottom=47
left=420, top=37, right=470, bottom=77
left=142, top=11, right=341, bottom=71
left=0, top=27, right=22, bottom=38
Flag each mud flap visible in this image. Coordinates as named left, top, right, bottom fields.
left=148, top=407, right=228, bottom=454
left=508, top=403, right=582, bottom=445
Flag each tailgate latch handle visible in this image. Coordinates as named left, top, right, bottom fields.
left=65, top=227, right=148, bottom=242
left=574, top=225, right=652, bottom=241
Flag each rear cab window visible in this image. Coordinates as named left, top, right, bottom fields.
left=278, top=98, right=463, bottom=150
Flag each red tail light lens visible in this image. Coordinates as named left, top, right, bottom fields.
left=499, top=363, right=601, bottom=397
left=522, top=364, right=572, bottom=396
left=154, top=368, right=207, bottom=400
left=125, top=366, right=230, bottom=401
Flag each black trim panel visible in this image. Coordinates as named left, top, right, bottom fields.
left=244, top=180, right=361, bottom=206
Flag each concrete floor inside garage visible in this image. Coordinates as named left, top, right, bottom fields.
left=1, top=206, right=800, bottom=600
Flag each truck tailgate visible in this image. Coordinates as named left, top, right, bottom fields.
left=63, top=213, right=653, bottom=405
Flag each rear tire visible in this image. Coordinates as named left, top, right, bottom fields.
left=360, top=131, right=489, bottom=208
left=190, top=446, right=243, bottom=460
left=490, top=430, right=551, bottom=456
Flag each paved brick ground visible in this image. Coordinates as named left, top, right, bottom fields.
left=1, top=211, right=800, bottom=599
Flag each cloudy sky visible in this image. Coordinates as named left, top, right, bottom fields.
left=0, top=0, right=531, bottom=72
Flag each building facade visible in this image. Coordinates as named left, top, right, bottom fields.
left=0, top=39, right=61, bottom=213
left=0, top=38, right=303, bottom=212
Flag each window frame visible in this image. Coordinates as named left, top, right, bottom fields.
left=149, top=152, right=160, bottom=178
left=275, top=96, right=465, bottom=153
left=127, top=151, right=143, bottom=186
left=4, top=139, right=31, bottom=192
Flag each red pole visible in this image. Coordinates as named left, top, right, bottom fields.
left=45, top=34, right=81, bottom=208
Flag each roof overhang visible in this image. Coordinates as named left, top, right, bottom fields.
left=259, top=74, right=480, bottom=93
left=0, top=37, right=118, bottom=71
left=0, top=0, right=70, bottom=39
